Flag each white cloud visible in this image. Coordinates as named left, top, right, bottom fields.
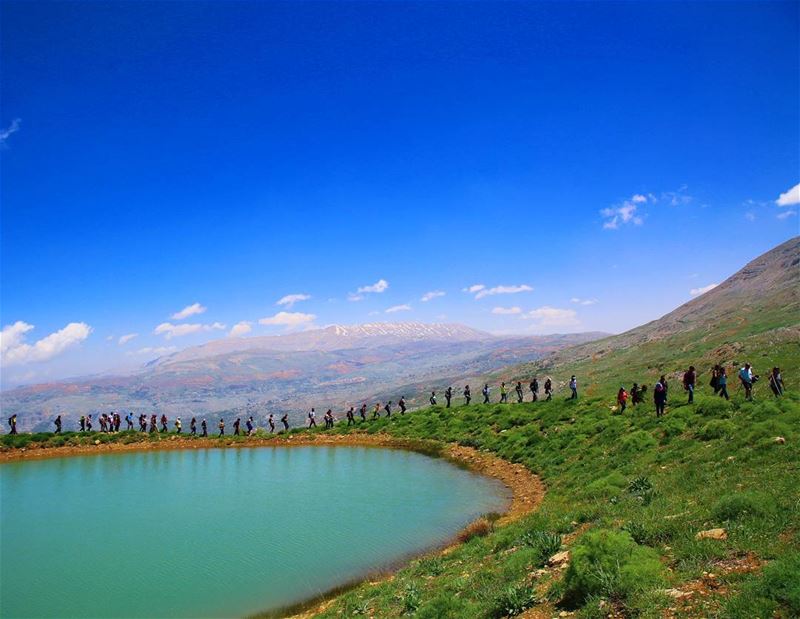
left=744, top=211, right=756, bottom=222
left=492, top=306, right=522, bottom=315
left=358, top=279, right=389, bottom=293
left=154, top=321, right=225, bottom=339
left=690, top=283, right=718, bottom=296
left=347, top=294, right=364, bottom=302
left=474, top=284, right=533, bottom=300
left=421, top=290, right=445, bottom=302
left=601, top=193, right=648, bottom=229
left=229, top=321, right=252, bottom=337
left=385, top=304, right=412, bottom=313
left=521, top=306, right=579, bottom=327
left=777, top=210, right=797, bottom=220
left=570, top=297, right=598, bottom=306
left=171, top=303, right=206, bottom=320
left=276, top=293, right=311, bottom=308
left=258, top=311, right=316, bottom=329
left=118, top=333, right=138, bottom=345
left=1, top=321, right=92, bottom=366
left=0, top=118, right=21, bottom=146
left=776, top=182, right=800, bottom=207
left=463, top=284, right=486, bottom=294
left=131, top=346, right=177, bottom=356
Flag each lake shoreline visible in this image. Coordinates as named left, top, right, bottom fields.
left=1, top=432, right=544, bottom=618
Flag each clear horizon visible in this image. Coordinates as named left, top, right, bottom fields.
left=1, top=1, right=798, bottom=387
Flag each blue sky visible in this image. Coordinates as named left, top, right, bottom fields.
left=1, top=1, right=798, bottom=386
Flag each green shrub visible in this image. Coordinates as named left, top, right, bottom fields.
left=619, top=430, right=657, bottom=454
left=696, top=419, right=737, bottom=440
left=562, top=529, right=665, bottom=604
left=694, top=396, right=732, bottom=418
left=492, top=582, right=537, bottom=617
left=415, top=595, right=473, bottom=619
left=585, top=472, right=627, bottom=499
left=711, top=492, right=771, bottom=522
left=401, top=582, right=421, bottom=615
left=518, top=530, right=563, bottom=565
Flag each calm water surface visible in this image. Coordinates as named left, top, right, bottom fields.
left=0, top=446, right=508, bottom=618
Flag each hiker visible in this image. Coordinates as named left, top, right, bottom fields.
left=126, top=413, right=133, bottom=431
left=569, top=376, right=578, bottom=399
left=769, top=367, right=784, bottom=397
left=190, top=417, right=197, bottom=435
left=175, top=417, right=182, bottom=433
left=8, top=414, right=18, bottom=435
left=544, top=378, right=552, bottom=401
left=515, top=382, right=524, bottom=403
left=384, top=401, right=392, bottom=417
left=482, top=383, right=490, bottom=404
left=160, top=414, right=168, bottom=433
left=464, top=385, right=471, bottom=405
left=718, top=367, right=730, bottom=400
left=630, top=383, right=640, bottom=406
left=281, top=413, right=289, bottom=431
left=308, top=409, right=317, bottom=428
left=233, top=417, right=241, bottom=435
left=54, top=415, right=62, bottom=434
left=324, top=410, right=333, bottom=429
left=660, top=375, right=669, bottom=403
left=710, top=365, right=721, bottom=395
left=739, top=363, right=755, bottom=401
left=359, top=404, right=367, bottom=422
left=373, top=403, right=381, bottom=419
left=149, top=414, right=157, bottom=433
left=683, top=366, right=697, bottom=404
left=500, top=382, right=508, bottom=403
left=530, top=378, right=539, bottom=402
left=654, top=378, right=667, bottom=418
left=86, top=414, right=93, bottom=431
left=430, top=391, right=437, bottom=406
left=139, top=414, right=147, bottom=432
left=445, top=387, right=452, bottom=408
left=201, top=419, right=208, bottom=437
left=218, top=419, right=225, bottom=436
left=246, top=417, right=254, bottom=435
left=80, top=415, right=86, bottom=432
left=115, top=413, right=121, bottom=432
left=268, top=414, right=275, bottom=433
left=399, top=397, right=407, bottom=414
left=346, top=407, right=355, bottom=426
left=99, top=414, right=108, bottom=433
left=617, top=387, right=628, bottom=414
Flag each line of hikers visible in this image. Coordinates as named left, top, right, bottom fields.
left=3, top=365, right=786, bottom=436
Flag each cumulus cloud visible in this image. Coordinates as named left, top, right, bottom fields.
left=385, top=304, right=412, bottom=313
left=420, top=291, right=445, bottom=302
left=777, top=210, right=797, bottom=220
left=0, top=118, right=21, bottom=146
left=1, top=321, right=92, bottom=366
left=229, top=321, right=253, bottom=337
left=601, top=189, right=692, bottom=229
left=258, top=311, right=316, bottom=329
left=521, top=306, right=579, bottom=327
left=348, top=279, right=389, bottom=301
left=462, top=284, right=486, bottom=294
left=776, top=182, right=800, bottom=207
left=570, top=297, right=598, bottom=306
left=690, top=283, right=718, bottom=296
left=118, top=333, right=138, bottom=345
left=131, top=346, right=177, bottom=356
left=154, top=321, right=225, bottom=339
left=171, top=303, right=206, bottom=320
left=474, top=284, right=533, bottom=300
left=491, top=306, right=522, bottom=315
left=276, top=294, right=311, bottom=308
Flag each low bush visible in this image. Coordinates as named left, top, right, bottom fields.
left=561, top=529, right=665, bottom=605
left=519, top=530, right=562, bottom=565
left=492, top=582, right=537, bottom=617
left=696, top=419, right=737, bottom=440
left=585, top=472, right=627, bottom=499
left=458, top=518, right=492, bottom=543
left=693, top=396, right=732, bottom=418
left=711, top=492, right=771, bottom=522
left=619, top=430, right=657, bottom=454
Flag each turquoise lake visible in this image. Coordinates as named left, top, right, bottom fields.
left=0, top=446, right=508, bottom=618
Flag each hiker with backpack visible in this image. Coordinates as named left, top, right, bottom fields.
left=718, top=367, right=730, bottom=400
left=268, top=414, right=276, bottom=433
left=86, top=414, right=93, bottom=431
left=569, top=376, right=578, bottom=399
left=359, top=404, right=367, bottom=422
left=246, top=417, right=254, bottom=435
left=149, top=414, right=157, bottom=433
left=218, top=419, right=225, bottom=436
left=617, top=387, right=628, bottom=413
left=430, top=391, right=437, bottom=406
left=384, top=401, right=392, bottom=417
left=463, top=385, right=471, bottom=405
left=190, top=417, right=197, bottom=435
left=8, top=415, right=17, bottom=435
left=281, top=413, right=289, bottom=431
left=201, top=419, right=208, bottom=437
left=683, top=366, right=697, bottom=403
left=654, top=378, right=667, bottom=418
left=544, top=378, right=553, bottom=400
left=346, top=407, right=355, bottom=426
left=515, top=382, right=524, bottom=403
left=373, top=403, right=381, bottom=419
left=482, top=384, right=490, bottom=404
left=445, top=387, right=452, bottom=408
left=769, top=367, right=784, bottom=397
left=530, top=378, right=539, bottom=402
left=308, top=409, right=317, bottom=428
left=175, top=417, right=182, bottom=433
left=399, top=397, right=407, bottom=414
left=54, top=415, right=62, bottom=434
left=233, top=418, right=241, bottom=436
left=80, top=415, right=86, bottom=432
left=710, top=365, right=721, bottom=395
left=160, top=414, right=168, bottom=433
left=500, top=382, right=508, bottom=403
left=739, top=363, right=755, bottom=401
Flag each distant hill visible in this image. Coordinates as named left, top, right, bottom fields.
left=0, top=322, right=606, bottom=431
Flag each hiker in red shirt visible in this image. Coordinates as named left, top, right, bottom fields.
left=617, top=387, right=629, bottom=414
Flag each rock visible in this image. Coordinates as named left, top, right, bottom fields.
left=549, top=550, right=571, bottom=566
left=663, top=588, right=692, bottom=599
left=695, top=528, right=727, bottom=541
left=94, top=439, right=101, bottom=445
left=774, top=436, right=786, bottom=444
